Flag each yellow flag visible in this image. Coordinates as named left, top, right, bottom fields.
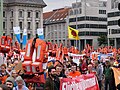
left=68, top=26, right=80, bottom=40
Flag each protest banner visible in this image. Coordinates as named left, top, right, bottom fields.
left=60, top=74, right=99, bottom=90
left=14, top=61, right=24, bottom=73
left=68, top=53, right=85, bottom=65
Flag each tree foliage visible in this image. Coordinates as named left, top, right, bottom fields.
left=97, top=35, right=107, bottom=46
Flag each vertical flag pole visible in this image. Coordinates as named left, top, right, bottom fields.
left=76, top=0, right=78, bottom=49
left=0, top=0, right=3, bottom=37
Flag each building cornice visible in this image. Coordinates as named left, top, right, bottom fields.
left=44, top=20, right=66, bottom=25
left=4, top=3, right=46, bottom=8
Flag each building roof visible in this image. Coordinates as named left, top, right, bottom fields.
left=43, top=7, right=70, bottom=25
left=4, top=0, right=47, bottom=8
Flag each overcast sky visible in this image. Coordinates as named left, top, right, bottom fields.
left=43, top=0, right=77, bottom=12
left=43, top=0, right=107, bottom=12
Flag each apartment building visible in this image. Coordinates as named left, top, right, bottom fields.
left=3, top=0, right=46, bottom=39
left=69, top=0, right=107, bottom=50
left=43, top=7, right=70, bottom=46
left=107, top=0, right=120, bottom=48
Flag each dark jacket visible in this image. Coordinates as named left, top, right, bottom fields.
left=44, top=76, right=60, bottom=90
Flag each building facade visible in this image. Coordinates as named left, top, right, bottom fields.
left=3, top=0, right=46, bottom=40
left=69, top=0, right=107, bottom=50
left=107, top=0, right=120, bottom=49
left=43, top=7, right=70, bottom=46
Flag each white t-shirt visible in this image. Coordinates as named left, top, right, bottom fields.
left=13, top=86, right=29, bottom=90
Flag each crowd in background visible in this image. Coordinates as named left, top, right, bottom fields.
left=0, top=53, right=119, bottom=90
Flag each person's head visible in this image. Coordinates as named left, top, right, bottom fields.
left=79, top=59, right=83, bottom=64
left=7, top=65, right=12, bottom=72
left=77, top=66, right=80, bottom=71
left=11, top=70, right=18, bottom=78
left=71, top=63, right=77, bottom=72
left=7, top=60, right=12, bottom=66
left=93, top=61, right=99, bottom=67
left=88, top=64, right=93, bottom=71
left=105, top=60, right=110, bottom=67
left=65, top=68, right=70, bottom=76
left=48, top=67, right=56, bottom=77
left=16, top=76, right=24, bottom=88
left=14, top=60, right=19, bottom=66
left=55, top=65, right=62, bottom=75
left=1, top=64, right=6, bottom=72
left=5, top=79, right=14, bottom=90
left=109, top=57, right=115, bottom=66
left=83, top=55, right=88, bottom=60
left=0, top=84, right=9, bottom=90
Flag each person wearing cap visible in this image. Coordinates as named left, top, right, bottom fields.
left=5, top=77, right=14, bottom=90
left=103, top=60, right=116, bottom=90
left=13, top=76, right=28, bottom=90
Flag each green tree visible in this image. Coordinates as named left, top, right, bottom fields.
left=97, top=35, right=107, bottom=46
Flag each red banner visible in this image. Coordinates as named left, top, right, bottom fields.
left=60, top=74, right=99, bottom=90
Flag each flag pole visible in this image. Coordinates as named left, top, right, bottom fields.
left=75, top=0, right=78, bottom=49
left=0, top=0, right=3, bottom=37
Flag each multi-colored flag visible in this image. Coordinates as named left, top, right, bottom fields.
left=13, top=27, right=21, bottom=43
left=37, top=28, right=44, bottom=40
left=22, top=29, right=27, bottom=46
left=68, top=26, right=79, bottom=40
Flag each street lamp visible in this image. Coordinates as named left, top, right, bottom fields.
left=45, top=30, right=57, bottom=42
left=45, top=30, right=64, bottom=44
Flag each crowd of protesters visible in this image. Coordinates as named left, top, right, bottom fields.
left=0, top=46, right=120, bottom=90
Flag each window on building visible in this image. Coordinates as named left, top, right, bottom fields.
left=11, top=11, right=13, bottom=17
left=63, top=32, right=65, bottom=38
left=59, top=32, right=61, bottom=38
left=11, top=22, right=13, bottom=30
left=19, top=22, right=22, bottom=30
left=79, top=8, right=82, bottom=14
left=55, top=25, right=57, bottom=30
left=3, top=22, right=5, bottom=29
left=63, top=24, right=65, bottom=30
left=59, top=25, right=61, bottom=30
left=48, top=26, right=50, bottom=32
left=11, top=33, right=13, bottom=39
left=51, top=26, right=53, bottom=30
left=69, top=9, right=73, bottom=15
left=19, top=11, right=23, bottom=17
left=27, top=22, right=31, bottom=30
left=36, top=22, right=39, bottom=29
left=3, top=11, right=5, bottom=17
left=28, top=33, right=31, bottom=39
left=74, top=9, right=78, bottom=15
left=99, top=10, right=106, bottom=14
left=69, top=18, right=76, bottom=22
left=111, top=0, right=119, bottom=9
left=36, top=12, right=39, bottom=18
left=72, top=3, right=77, bottom=8
left=27, top=12, right=31, bottom=18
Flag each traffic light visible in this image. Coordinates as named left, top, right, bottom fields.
left=118, top=3, right=120, bottom=10
left=118, top=19, right=120, bottom=26
left=118, top=3, right=120, bottom=26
